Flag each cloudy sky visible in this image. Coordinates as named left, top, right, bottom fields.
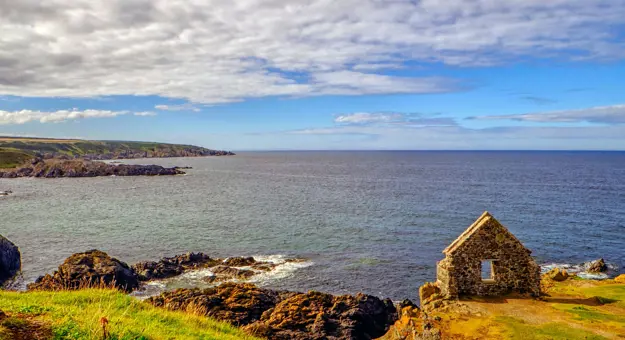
left=1, top=0, right=624, bottom=150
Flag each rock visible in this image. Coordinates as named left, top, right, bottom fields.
left=0, top=234, right=20, bottom=286
left=614, top=274, right=625, bottom=283
left=204, top=266, right=256, bottom=283
left=247, top=291, right=397, bottom=340
left=27, top=250, right=139, bottom=292
left=419, top=282, right=442, bottom=305
left=132, top=252, right=220, bottom=281
left=543, top=268, right=569, bottom=282
left=223, top=256, right=256, bottom=267
left=0, top=159, right=185, bottom=178
left=251, top=262, right=277, bottom=272
left=146, top=283, right=289, bottom=325
left=586, top=258, right=608, bottom=273
left=147, top=283, right=398, bottom=340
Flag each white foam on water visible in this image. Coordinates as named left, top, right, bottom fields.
left=132, top=255, right=313, bottom=298
left=248, top=255, right=313, bottom=286
left=540, top=261, right=618, bottom=280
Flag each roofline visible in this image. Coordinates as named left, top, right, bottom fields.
left=443, top=211, right=492, bottom=255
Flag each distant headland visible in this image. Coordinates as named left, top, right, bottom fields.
left=0, top=136, right=234, bottom=178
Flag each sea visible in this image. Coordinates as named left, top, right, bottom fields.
left=1, top=151, right=624, bottom=302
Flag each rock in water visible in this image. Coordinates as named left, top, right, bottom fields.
left=132, top=252, right=220, bottom=281
left=0, top=234, right=21, bottom=286
left=27, top=250, right=139, bottom=292
left=146, top=282, right=398, bottom=340
left=586, top=258, right=608, bottom=273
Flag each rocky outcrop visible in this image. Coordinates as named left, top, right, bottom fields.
left=132, top=253, right=220, bottom=281
left=615, top=274, right=625, bottom=283
left=0, top=234, right=20, bottom=286
left=246, top=291, right=397, bottom=340
left=204, top=266, right=256, bottom=283
left=543, top=268, right=569, bottom=282
left=586, top=258, right=608, bottom=273
left=0, top=158, right=185, bottom=178
left=146, top=283, right=398, bottom=340
left=27, top=250, right=139, bottom=292
left=146, top=283, right=291, bottom=325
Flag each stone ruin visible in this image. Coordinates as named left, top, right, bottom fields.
left=435, top=212, right=541, bottom=299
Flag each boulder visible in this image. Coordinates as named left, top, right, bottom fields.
left=146, top=283, right=290, bottom=325
left=0, top=234, right=21, bottom=286
left=543, top=268, right=569, bottom=282
left=419, top=282, right=442, bottom=305
left=132, top=252, right=220, bottom=281
left=247, top=291, right=397, bottom=340
left=146, top=283, right=398, bottom=339
left=27, top=250, right=139, bottom=292
left=586, top=259, right=608, bottom=273
left=614, top=274, right=625, bottom=284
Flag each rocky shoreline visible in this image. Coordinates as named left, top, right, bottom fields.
left=20, top=249, right=398, bottom=339
left=0, top=158, right=185, bottom=178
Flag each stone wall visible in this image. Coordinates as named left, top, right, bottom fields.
left=437, top=214, right=541, bottom=298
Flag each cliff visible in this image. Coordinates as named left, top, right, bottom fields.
left=0, top=137, right=233, bottom=168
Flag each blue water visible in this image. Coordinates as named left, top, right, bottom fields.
left=1, top=151, right=624, bottom=301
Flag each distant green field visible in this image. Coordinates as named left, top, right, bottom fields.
left=0, top=148, right=32, bottom=168
left=0, top=137, right=228, bottom=162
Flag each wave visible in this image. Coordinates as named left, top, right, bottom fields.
left=540, top=261, right=619, bottom=280
left=132, top=254, right=313, bottom=299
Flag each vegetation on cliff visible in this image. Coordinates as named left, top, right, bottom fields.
left=0, top=289, right=258, bottom=340
left=0, top=137, right=233, bottom=169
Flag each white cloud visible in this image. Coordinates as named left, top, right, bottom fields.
left=0, top=109, right=153, bottom=124
left=468, top=104, right=625, bottom=124
left=0, top=0, right=623, bottom=104
left=154, top=104, right=200, bottom=112
left=133, top=111, right=157, bottom=116
left=335, top=113, right=404, bottom=124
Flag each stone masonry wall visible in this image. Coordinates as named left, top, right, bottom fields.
left=436, top=217, right=540, bottom=298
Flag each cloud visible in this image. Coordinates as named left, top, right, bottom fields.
left=1, top=1, right=624, bottom=104
left=334, top=112, right=457, bottom=127
left=0, top=109, right=153, bottom=125
left=520, top=96, right=557, bottom=105
left=155, top=104, right=200, bottom=112
left=133, top=111, right=157, bottom=116
left=468, top=104, right=625, bottom=125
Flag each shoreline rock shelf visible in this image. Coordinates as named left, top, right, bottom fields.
left=0, top=158, right=185, bottom=178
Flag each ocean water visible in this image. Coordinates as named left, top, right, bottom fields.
left=1, top=151, right=624, bottom=301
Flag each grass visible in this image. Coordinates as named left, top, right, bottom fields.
left=0, top=289, right=259, bottom=340
left=495, top=316, right=607, bottom=340
left=0, top=148, right=32, bottom=168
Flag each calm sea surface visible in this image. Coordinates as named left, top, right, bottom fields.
left=1, top=151, right=624, bottom=301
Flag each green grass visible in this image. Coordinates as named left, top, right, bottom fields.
left=495, top=316, right=607, bottom=340
left=0, top=148, right=32, bottom=168
left=0, top=289, right=259, bottom=340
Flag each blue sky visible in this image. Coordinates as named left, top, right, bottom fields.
left=1, top=1, right=625, bottom=150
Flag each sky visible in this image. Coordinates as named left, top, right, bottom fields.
left=1, top=0, right=625, bottom=150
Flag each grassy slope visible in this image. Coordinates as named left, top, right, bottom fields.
left=0, top=137, right=213, bottom=158
left=0, top=289, right=258, bottom=340
left=0, top=148, right=32, bottom=168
